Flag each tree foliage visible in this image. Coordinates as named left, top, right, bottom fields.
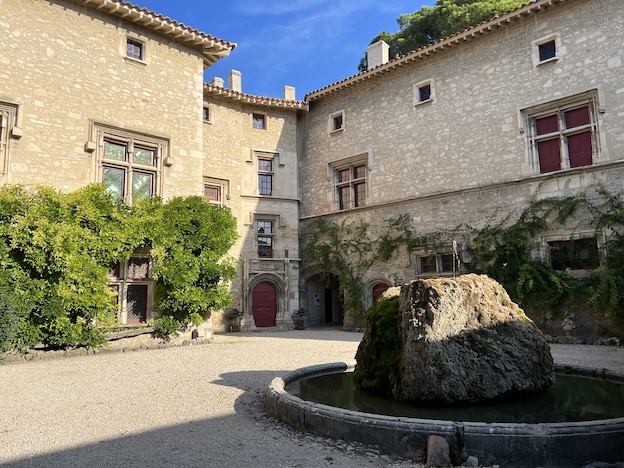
left=0, top=185, right=238, bottom=351
left=359, top=0, right=529, bottom=71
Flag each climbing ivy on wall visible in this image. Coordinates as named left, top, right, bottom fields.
left=305, top=218, right=377, bottom=328
left=305, top=184, right=624, bottom=328
left=0, top=184, right=238, bottom=351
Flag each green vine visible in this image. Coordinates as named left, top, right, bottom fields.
left=305, top=184, right=624, bottom=327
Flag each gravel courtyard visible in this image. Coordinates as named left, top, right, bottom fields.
left=1, top=328, right=623, bottom=468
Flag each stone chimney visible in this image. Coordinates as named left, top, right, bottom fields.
left=283, top=86, right=296, bottom=101
left=228, top=70, right=242, bottom=93
left=211, top=77, right=224, bottom=88
left=367, top=40, right=389, bottom=70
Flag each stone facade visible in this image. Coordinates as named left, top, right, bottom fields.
left=202, top=83, right=304, bottom=331
left=0, top=0, right=237, bottom=329
left=2, top=0, right=623, bottom=334
left=298, top=0, right=624, bottom=327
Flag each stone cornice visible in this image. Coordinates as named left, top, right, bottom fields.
left=68, top=0, right=236, bottom=67
left=204, top=84, right=307, bottom=110
left=306, top=0, right=568, bottom=101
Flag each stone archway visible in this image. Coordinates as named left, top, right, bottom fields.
left=246, top=273, right=287, bottom=330
left=300, top=267, right=343, bottom=327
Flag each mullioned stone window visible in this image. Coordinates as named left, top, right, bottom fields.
left=108, top=253, right=154, bottom=324
left=523, top=90, right=601, bottom=174
left=86, top=122, right=168, bottom=204
left=329, top=154, right=368, bottom=211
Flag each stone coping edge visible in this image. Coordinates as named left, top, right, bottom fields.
left=266, top=361, right=624, bottom=467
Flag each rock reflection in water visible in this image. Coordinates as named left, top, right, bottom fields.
left=286, top=371, right=624, bottom=424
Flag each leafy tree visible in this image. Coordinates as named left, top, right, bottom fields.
left=0, top=185, right=238, bottom=350
left=359, top=0, right=529, bottom=71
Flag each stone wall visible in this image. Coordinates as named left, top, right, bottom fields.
left=298, top=0, right=624, bottom=329
left=0, top=0, right=206, bottom=198
left=203, top=93, right=301, bottom=331
left=300, top=0, right=624, bottom=218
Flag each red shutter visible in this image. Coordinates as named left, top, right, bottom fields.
left=536, top=115, right=558, bottom=135
left=565, top=107, right=590, bottom=128
left=538, top=139, right=561, bottom=173
left=568, top=131, right=593, bottom=168
left=252, top=282, right=277, bottom=327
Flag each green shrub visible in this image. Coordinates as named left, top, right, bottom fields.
left=0, top=185, right=238, bottom=350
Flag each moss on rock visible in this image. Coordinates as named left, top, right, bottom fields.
left=353, top=296, right=400, bottom=396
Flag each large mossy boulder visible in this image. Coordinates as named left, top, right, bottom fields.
left=354, top=274, right=555, bottom=403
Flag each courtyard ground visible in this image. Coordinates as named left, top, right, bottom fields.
left=1, top=328, right=623, bottom=467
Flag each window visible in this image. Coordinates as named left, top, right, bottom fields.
left=539, top=40, right=556, bottom=62
left=203, top=177, right=229, bottom=205
left=102, top=140, right=156, bottom=202
left=90, top=123, right=166, bottom=204
left=258, top=157, right=273, bottom=196
left=525, top=93, right=599, bottom=174
left=126, top=38, right=144, bottom=61
left=549, top=238, right=599, bottom=270
left=0, top=101, right=20, bottom=176
left=204, top=185, right=220, bottom=202
left=331, top=156, right=367, bottom=210
left=108, top=255, right=153, bottom=324
left=418, top=253, right=456, bottom=275
left=252, top=113, right=266, bottom=130
left=419, top=84, right=431, bottom=102
left=416, top=247, right=461, bottom=275
left=329, top=110, right=345, bottom=133
left=257, top=220, right=274, bottom=258
left=414, top=79, right=435, bottom=106
left=533, top=35, right=560, bottom=65
left=203, top=107, right=211, bottom=123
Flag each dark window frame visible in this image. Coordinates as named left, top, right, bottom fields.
left=258, top=157, right=273, bottom=196
left=126, top=38, right=144, bottom=61
left=257, top=219, right=274, bottom=258
left=549, top=238, right=599, bottom=270
left=538, top=40, right=556, bottom=62
left=335, top=162, right=366, bottom=210
left=252, top=113, right=266, bottom=130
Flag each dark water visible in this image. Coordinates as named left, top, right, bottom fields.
left=286, top=371, right=624, bottom=423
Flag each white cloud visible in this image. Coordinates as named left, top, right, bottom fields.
left=235, top=0, right=333, bottom=16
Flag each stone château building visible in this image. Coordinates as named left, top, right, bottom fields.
left=1, top=0, right=622, bottom=332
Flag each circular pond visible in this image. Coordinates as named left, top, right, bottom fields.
left=286, top=369, right=624, bottom=424
left=267, top=361, right=624, bottom=467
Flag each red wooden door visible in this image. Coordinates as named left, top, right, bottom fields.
left=252, top=282, right=277, bottom=327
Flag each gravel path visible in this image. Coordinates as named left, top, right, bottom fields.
left=1, top=329, right=623, bottom=468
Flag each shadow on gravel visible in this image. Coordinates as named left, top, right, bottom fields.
left=0, top=371, right=321, bottom=468
left=1, top=414, right=274, bottom=468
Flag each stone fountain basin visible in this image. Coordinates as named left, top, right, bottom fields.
left=266, top=361, right=624, bottom=467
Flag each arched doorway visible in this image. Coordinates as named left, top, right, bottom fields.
left=304, top=273, right=343, bottom=327
left=372, top=282, right=390, bottom=304
left=252, top=282, right=277, bottom=327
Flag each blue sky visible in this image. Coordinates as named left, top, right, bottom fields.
left=135, top=1, right=432, bottom=100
